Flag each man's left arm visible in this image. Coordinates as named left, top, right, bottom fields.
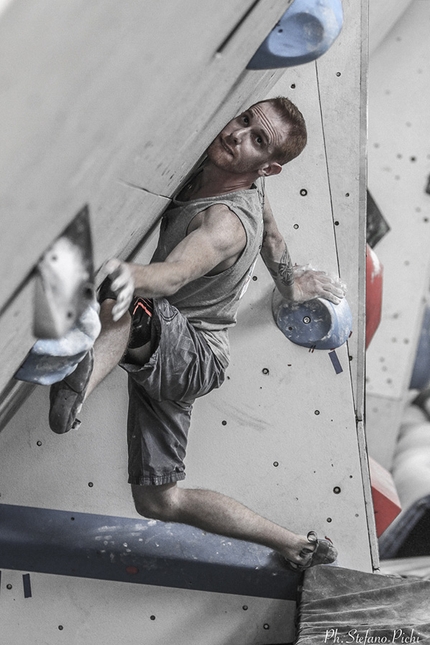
left=260, top=196, right=346, bottom=304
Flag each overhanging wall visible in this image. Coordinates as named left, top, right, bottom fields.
left=0, top=1, right=371, bottom=643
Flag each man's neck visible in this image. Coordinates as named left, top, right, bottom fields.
left=192, top=161, right=259, bottom=199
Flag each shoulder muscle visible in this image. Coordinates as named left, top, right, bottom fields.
left=188, top=204, right=246, bottom=256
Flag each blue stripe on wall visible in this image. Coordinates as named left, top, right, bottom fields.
left=22, top=573, right=32, bottom=598
left=0, top=503, right=300, bottom=600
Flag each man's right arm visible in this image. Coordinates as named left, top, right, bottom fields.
left=260, top=197, right=295, bottom=300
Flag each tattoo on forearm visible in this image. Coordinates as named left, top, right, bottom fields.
left=278, top=246, right=294, bottom=286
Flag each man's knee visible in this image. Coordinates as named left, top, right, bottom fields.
left=131, top=483, right=180, bottom=522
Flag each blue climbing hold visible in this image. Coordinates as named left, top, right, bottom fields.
left=410, top=306, right=430, bottom=390
left=14, top=301, right=101, bottom=385
left=247, top=0, right=343, bottom=70
left=273, top=293, right=352, bottom=350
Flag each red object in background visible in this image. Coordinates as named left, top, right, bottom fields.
left=366, top=244, right=383, bottom=349
left=369, top=457, right=401, bottom=537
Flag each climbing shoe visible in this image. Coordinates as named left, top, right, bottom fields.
left=284, top=531, right=338, bottom=572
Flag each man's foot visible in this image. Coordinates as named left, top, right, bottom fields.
left=283, top=531, right=338, bottom=572
left=49, top=349, right=94, bottom=434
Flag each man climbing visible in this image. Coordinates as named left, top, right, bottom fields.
left=50, top=97, right=345, bottom=571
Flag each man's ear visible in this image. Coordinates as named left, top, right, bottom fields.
left=259, top=162, right=282, bottom=177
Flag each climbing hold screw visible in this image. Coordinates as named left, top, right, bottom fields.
left=300, top=189, right=308, bottom=196
left=6, top=584, right=12, bottom=590
left=243, top=605, right=248, bottom=611
left=36, top=441, right=42, bottom=447
left=327, top=517, right=333, bottom=523
left=263, top=624, right=270, bottom=630
left=303, top=316, right=311, bottom=324
left=314, top=410, right=320, bottom=415
left=273, top=462, right=279, bottom=467
left=333, top=487, right=341, bottom=494
left=262, top=368, right=269, bottom=375
left=222, top=420, right=227, bottom=426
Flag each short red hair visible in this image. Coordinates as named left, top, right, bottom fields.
left=251, top=96, right=307, bottom=165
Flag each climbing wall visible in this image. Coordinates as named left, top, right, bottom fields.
left=0, top=0, right=372, bottom=643
left=366, top=0, right=430, bottom=469
left=0, top=0, right=293, bottom=404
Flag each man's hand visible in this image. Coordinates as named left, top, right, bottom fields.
left=290, top=265, right=346, bottom=304
left=103, top=258, right=135, bottom=321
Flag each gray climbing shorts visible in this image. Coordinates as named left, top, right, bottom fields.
left=120, top=298, right=226, bottom=486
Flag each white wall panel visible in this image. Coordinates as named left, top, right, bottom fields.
left=0, top=569, right=296, bottom=645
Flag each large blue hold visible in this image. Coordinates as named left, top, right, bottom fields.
left=274, top=294, right=352, bottom=350
left=247, top=0, right=343, bottom=69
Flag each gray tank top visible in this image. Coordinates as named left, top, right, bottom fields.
left=151, top=178, right=265, bottom=365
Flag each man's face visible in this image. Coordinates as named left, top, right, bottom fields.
left=206, top=102, right=289, bottom=175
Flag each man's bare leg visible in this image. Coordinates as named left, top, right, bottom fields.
left=49, top=298, right=151, bottom=433
left=85, top=299, right=132, bottom=399
left=131, top=482, right=329, bottom=567
left=94, top=302, right=335, bottom=566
